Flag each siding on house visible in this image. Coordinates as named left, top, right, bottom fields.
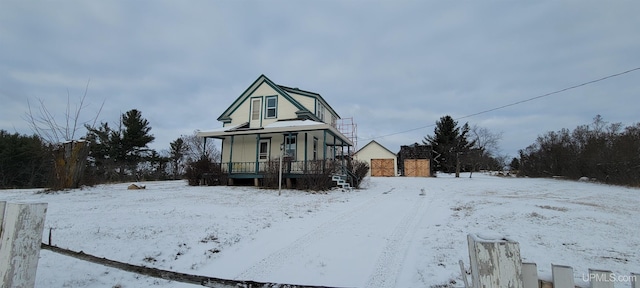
left=198, top=75, right=354, bottom=184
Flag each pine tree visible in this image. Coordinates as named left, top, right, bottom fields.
left=122, top=109, right=154, bottom=157
left=423, top=115, right=475, bottom=174
left=121, top=109, right=155, bottom=179
left=170, top=137, right=187, bottom=179
left=85, top=109, right=155, bottom=182
left=510, top=157, right=520, bottom=171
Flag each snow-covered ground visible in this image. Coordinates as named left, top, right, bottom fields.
left=1, top=173, right=638, bottom=288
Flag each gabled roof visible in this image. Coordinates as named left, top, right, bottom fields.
left=217, top=74, right=323, bottom=123
left=355, top=140, right=397, bottom=156
left=278, top=85, right=341, bottom=119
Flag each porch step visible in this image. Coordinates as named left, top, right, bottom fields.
left=331, top=175, right=352, bottom=191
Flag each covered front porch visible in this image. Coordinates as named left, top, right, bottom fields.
left=197, top=120, right=354, bottom=187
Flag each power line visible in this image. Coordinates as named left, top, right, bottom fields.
left=361, top=67, right=640, bottom=141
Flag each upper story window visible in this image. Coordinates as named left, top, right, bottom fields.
left=251, top=99, right=261, bottom=120
left=265, top=96, right=277, bottom=118
left=316, top=102, right=325, bottom=121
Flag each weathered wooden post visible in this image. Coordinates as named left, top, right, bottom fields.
left=551, top=264, right=575, bottom=288
left=522, top=262, right=539, bottom=288
left=467, top=234, right=523, bottom=288
left=589, top=269, right=614, bottom=288
left=0, top=202, right=48, bottom=288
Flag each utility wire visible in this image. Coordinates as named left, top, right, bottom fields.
left=361, top=67, right=640, bottom=141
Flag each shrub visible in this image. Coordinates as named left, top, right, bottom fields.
left=297, top=160, right=335, bottom=191
left=184, top=155, right=225, bottom=186
left=348, top=159, right=370, bottom=189
left=262, top=159, right=280, bottom=189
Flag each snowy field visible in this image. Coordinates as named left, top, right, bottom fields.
left=1, top=173, right=638, bottom=288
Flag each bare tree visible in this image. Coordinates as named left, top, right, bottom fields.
left=24, top=80, right=102, bottom=144
left=467, top=125, right=503, bottom=177
left=23, top=80, right=104, bottom=190
left=183, top=130, right=220, bottom=162
left=471, top=125, right=502, bottom=157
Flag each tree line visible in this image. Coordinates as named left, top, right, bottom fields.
left=3, top=108, right=638, bottom=188
left=0, top=108, right=218, bottom=189
left=517, top=115, right=640, bottom=186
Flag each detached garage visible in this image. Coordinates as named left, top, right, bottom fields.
left=354, top=140, right=397, bottom=177
left=397, top=143, right=433, bottom=177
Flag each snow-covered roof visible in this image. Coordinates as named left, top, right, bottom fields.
left=196, top=120, right=354, bottom=146
left=264, top=119, right=325, bottom=128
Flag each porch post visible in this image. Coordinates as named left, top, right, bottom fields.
left=203, top=137, right=207, bottom=157
left=323, top=130, right=327, bottom=171
left=255, top=134, right=260, bottom=174
left=333, top=134, right=336, bottom=159
left=304, top=133, right=308, bottom=172
left=287, top=132, right=293, bottom=174
left=228, top=135, right=234, bottom=174
left=341, top=139, right=345, bottom=168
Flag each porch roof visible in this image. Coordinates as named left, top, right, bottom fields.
left=197, top=120, right=354, bottom=146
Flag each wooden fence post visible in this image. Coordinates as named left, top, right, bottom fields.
left=589, top=269, right=614, bottom=288
left=551, top=264, right=575, bottom=288
left=522, top=262, right=539, bottom=288
left=467, top=234, right=523, bottom=288
left=0, top=202, right=48, bottom=288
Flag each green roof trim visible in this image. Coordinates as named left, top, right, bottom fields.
left=279, top=85, right=341, bottom=119
left=217, top=75, right=311, bottom=122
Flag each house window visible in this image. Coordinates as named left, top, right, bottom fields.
left=318, top=104, right=325, bottom=121
left=265, top=96, right=277, bottom=118
left=259, top=140, right=270, bottom=160
left=313, top=137, right=318, bottom=160
left=285, top=135, right=296, bottom=160
left=251, top=99, right=261, bottom=120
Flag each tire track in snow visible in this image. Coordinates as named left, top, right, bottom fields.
left=364, top=194, right=430, bottom=288
left=234, top=193, right=385, bottom=281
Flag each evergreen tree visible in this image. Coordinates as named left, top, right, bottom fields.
left=423, top=115, right=475, bottom=174
left=169, top=137, right=187, bottom=179
left=122, top=109, right=155, bottom=160
left=85, top=122, right=124, bottom=182
left=0, top=130, right=51, bottom=188
left=85, top=109, right=155, bottom=182
left=510, top=157, right=520, bottom=171
left=120, top=109, right=154, bottom=179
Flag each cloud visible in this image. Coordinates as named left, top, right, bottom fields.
left=1, top=0, right=639, bottom=158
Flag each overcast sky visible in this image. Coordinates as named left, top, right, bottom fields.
left=2, top=1, right=639, bottom=158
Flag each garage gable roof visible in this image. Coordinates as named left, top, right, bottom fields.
left=355, top=140, right=396, bottom=157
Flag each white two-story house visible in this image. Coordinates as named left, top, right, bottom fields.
left=197, top=74, right=354, bottom=186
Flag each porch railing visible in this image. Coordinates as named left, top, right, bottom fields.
left=220, top=160, right=342, bottom=175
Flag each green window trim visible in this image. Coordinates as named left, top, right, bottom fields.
left=265, top=96, right=277, bottom=119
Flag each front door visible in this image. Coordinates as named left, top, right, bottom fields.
left=259, top=139, right=270, bottom=161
